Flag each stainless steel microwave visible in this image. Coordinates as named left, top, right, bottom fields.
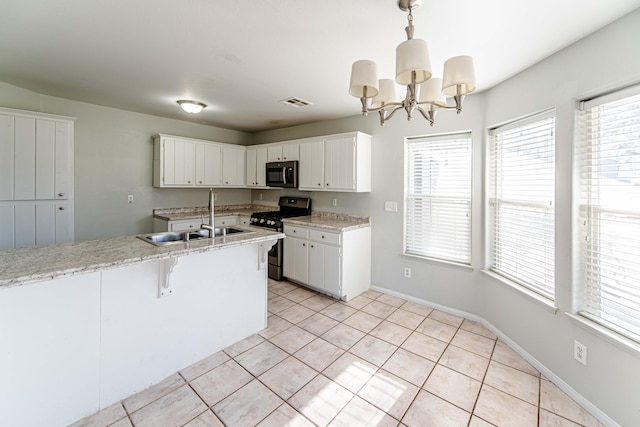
left=266, top=161, right=298, bottom=188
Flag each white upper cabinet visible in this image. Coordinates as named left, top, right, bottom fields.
left=246, top=146, right=268, bottom=187
left=267, top=143, right=299, bottom=162
left=0, top=107, right=75, bottom=249
left=1, top=113, right=73, bottom=201
left=158, top=137, right=195, bottom=186
left=195, top=142, right=221, bottom=187
left=221, top=145, right=246, bottom=187
left=299, top=138, right=325, bottom=190
left=298, top=132, right=371, bottom=192
left=153, top=134, right=245, bottom=188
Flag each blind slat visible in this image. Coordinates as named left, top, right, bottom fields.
left=405, top=134, right=472, bottom=264
left=490, top=115, right=556, bottom=299
left=579, top=90, right=640, bottom=343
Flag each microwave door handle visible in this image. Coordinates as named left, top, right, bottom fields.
left=283, top=167, right=287, bottom=185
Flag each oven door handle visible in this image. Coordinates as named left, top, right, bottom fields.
left=282, top=167, right=287, bottom=185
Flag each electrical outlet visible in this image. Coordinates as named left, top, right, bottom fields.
left=403, top=267, right=411, bottom=278
left=127, top=195, right=133, bottom=204
left=332, top=198, right=337, bottom=207
left=259, top=193, right=263, bottom=200
left=213, top=193, right=217, bottom=201
left=574, top=340, right=587, bottom=366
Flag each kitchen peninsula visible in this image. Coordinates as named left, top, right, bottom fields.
left=0, top=228, right=283, bottom=427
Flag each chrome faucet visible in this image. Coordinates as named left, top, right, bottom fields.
left=200, top=188, right=215, bottom=238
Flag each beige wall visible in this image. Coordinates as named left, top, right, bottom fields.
left=0, top=82, right=253, bottom=240
left=1, top=7, right=639, bottom=425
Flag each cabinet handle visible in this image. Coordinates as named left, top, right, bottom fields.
left=58, top=207, right=65, bottom=211
left=317, top=183, right=321, bottom=186
left=199, top=181, right=203, bottom=184
left=311, top=244, right=314, bottom=248
left=58, top=193, right=65, bottom=197
left=293, top=230, right=296, bottom=233
left=326, top=183, right=330, bottom=187
left=187, top=180, right=192, bottom=184
left=225, top=181, right=229, bottom=184
left=302, top=243, right=306, bottom=247
left=321, top=235, right=325, bottom=239
left=189, top=225, right=194, bottom=228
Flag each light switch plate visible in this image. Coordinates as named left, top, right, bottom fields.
left=385, top=201, right=398, bottom=212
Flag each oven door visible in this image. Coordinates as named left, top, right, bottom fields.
left=267, top=238, right=283, bottom=280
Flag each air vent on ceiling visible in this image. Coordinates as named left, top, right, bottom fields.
left=279, top=97, right=313, bottom=108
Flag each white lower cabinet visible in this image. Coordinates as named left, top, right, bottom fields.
left=283, top=224, right=371, bottom=301
left=153, top=215, right=238, bottom=233
left=283, top=232, right=309, bottom=284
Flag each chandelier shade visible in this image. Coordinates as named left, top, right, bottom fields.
left=371, top=79, right=398, bottom=109
left=348, top=0, right=476, bottom=127
left=349, top=60, right=379, bottom=98
left=419, top=78, right=446, bottom=106
left=442, top=55, right=476, bottom=96
left=396, top=39, right=432, bottom=85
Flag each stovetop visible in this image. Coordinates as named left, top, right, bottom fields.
left=250, top=197, right=312, bottom=229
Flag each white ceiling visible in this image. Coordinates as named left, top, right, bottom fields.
left=1, top=0, right=639, bottom=133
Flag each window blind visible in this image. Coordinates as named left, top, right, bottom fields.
left=489, top=113, right=556, bottom=299
left=579, top=88, right=640, bottom=342
left=405, top=133, right=472, bottom=264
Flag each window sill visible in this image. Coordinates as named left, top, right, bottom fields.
left=564, top=313, right=640, bottom=357
left=403, top=252, right=473, bottom=272
left=480, top=269, right=558, bottom=314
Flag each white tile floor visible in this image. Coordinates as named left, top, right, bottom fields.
left=71, top=280, right=605, bottom=427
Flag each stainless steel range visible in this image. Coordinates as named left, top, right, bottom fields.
left=250, top=196, right=312, bottom=280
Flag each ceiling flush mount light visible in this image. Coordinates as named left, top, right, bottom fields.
left=177, top=100, right=207, bottom=114
left=349, top=0, right=476, bottom=126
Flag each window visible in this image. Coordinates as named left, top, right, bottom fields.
left=489, top=112, right=556, bottom=299
left=405, top=133, right=472, bottom=264
left=579, top=86, right=640, bottom=342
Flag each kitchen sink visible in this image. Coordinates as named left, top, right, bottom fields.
left=137, top=227, right=251, bottom=246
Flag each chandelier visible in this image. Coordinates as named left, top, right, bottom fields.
left=349, top=0, right=476, bottom=126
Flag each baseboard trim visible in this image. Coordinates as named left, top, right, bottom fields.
left=369, top=284, right=620, bottom=427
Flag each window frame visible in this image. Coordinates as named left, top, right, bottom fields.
left=404, top=132, right=473, bottom=266
left=577, top=84, right=640, bottom=344
left=487, top=110, right=557, bottom=300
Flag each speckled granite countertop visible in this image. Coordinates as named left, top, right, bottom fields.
left=0, top=227, right=284, bottom=289
left=153, top=204, right=275, bottom=221
left=283, top=211, right=371, bottom=232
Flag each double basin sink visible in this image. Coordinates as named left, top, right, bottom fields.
left=138, top=227, right=251, bottom=246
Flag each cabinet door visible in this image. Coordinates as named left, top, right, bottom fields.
left=309, top=242, right=341, bottom=296
left=246, top=148, right=257, bottom=187
left=14, top=117, right=36, bottom=200
left=215, top=216, right=237, bottom=227
left=324, top=136, right=356, bottom=191
left=195, top=143, right=221, bottom=186
left=54, top=121, right=71, bottom=199
left=35, top=120, right=55, bottom=200
left=282, top=143, right=299, bottom=161
left=55, top=203, right=72, bottom=243
left=0, top=206, right=13, bottom=249
left=221, top=146, right=245, bottom=186
left=267, top=146, right=283, bottom=162
left=163, top=139, right=194, bottom=186
left=255, top=147, right=267, bottom=187
left=169, top=219, right=204, bottom=232
left=299, top=139, right=324, bottom=190
left=246, top=147, right=267, bottom=187
left=0, top=114, right=13, bottom=200
left=283, top=236, right=308, bottom=284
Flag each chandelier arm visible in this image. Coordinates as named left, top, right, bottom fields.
left=382, top=105, right=405, bottom=124
left=415, top=105, right=435, bottom=126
